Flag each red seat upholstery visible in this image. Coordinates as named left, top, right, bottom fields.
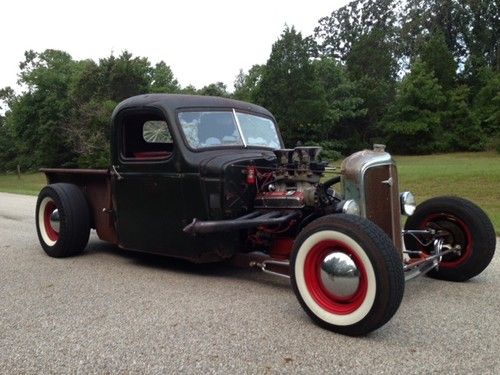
left=133, top=151, right=171, bottom=160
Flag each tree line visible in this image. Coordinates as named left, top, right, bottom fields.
left=0, top=0, right=498, bottom=171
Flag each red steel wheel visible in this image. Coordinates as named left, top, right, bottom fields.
left=291, top=214, right=404, bottom=336
left=39, top=197, right=59, bottom=245
left=303, top=239, right=369, bottom=316
left=420, top=213, right=473, bottom=269
left=404, top=196, right=496, bottom=281
left=35, top=183, right=90, bottom=258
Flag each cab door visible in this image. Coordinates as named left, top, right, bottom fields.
left=112, top=109, right=185, bottom=254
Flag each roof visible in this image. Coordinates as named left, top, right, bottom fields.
left=112, top=94, right=274, bottom=119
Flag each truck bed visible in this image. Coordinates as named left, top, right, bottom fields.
left=41, top=168, right=118, bottom=244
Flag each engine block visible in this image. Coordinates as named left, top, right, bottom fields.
left=254, top=147, right=324, bottom=209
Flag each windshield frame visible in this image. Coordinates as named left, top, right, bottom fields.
left=176, top=108, right=283, bottom=152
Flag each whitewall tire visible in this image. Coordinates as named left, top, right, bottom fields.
left=290, top=214, right=404, bottom=336
left=35, top=183, right=90, bottom=258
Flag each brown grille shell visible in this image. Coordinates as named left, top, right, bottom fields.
left=341, top=150, right=402, bottom=254
left=363, top=165, right=402, bottom=252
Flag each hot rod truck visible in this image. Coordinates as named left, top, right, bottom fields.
left=36, top=94, right=496, bottom=335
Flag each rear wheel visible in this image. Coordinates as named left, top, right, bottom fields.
left=290, top=214, right=404, bottom=336
left=36, top=183, right=91, bottom=258
left=404, top=196, right=496, bottom=281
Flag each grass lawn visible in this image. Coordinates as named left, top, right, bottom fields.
left=0, top=173, right=47, bottom=196
left=394, top=152, right=500, bottom=234
left=1, top=152, right=499, bottom=233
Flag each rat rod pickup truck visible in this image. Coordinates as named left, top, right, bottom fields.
left=36, top=94, right=496, bottom=335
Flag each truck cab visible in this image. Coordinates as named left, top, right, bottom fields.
left=114, top=95, right=286, bottom=261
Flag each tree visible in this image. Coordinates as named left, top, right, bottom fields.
left=10, top=50, right=78, bottom=169
left=0, top=88, right=17, bottom=171
left=344, top=27, right=398, bottom=143
left=441, top=85, right=485, bottom=151
left=473, top=69, right=500, bottom=137
left=70, top=59, right=101, bottom=104
left=457, top=1, right=499, bottom=72
left=315, top=0, right=400, bottom=61
left=150, top=61, right=180, bottom=93
left=400, top=0, right=462, bottom=64
left=0, top=87, right=15, bottom=113
left=380, top=60, right=446, bottom=154
left=257, top=26, right=327, bottom=146
left=198, top=82, right=230, bottom=97
left=233, top=65, right=264, bottom=102
left=63, top=99, right=116, bottom=168
left=97, top=51, right=151, bottom=101
left=180, top=85, right=198, bottom=95
left=313, top=58, right=365, bottom=127
left=401, top=0, right=499, bottom=73
left=0, top=49, right=184, bottom=171
left=420, top=31, right=457, bottom=89
left=0, top=121, right=17, bottom=171
left=312, top=57, right=366, bottom=154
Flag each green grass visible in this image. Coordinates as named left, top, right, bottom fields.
left=1, top=152, right=499, bottom=233
left=0, top=173, right=47, bottom=195
left=394, top=152, right=500, bottom=234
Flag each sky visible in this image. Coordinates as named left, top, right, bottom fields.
left=1, top=0, right=350, bottom=93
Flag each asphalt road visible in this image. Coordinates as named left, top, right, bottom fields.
left=0, top=192, right=499, bottom=374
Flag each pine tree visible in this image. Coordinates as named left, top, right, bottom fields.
left=473, top=70, right=500, bottom=138
left=380, top=60, right=445, bottom=154
left=442, top=85, right=485, bottom=151
left=420, top=31, right=457, bottom=89
left=257, top=26, right=327, bottom=146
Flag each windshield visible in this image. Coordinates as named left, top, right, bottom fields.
left=178, top=110, right=281, bottom=149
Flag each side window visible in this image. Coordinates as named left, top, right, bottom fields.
left=121, top=113, right=174, bottom=161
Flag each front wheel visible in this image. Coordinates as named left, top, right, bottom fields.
left=290, top=214, right=404, bottom=336
left=404, top=196, right=496, bottom=281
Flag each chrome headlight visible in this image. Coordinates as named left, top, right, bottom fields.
left=341, top=199, right=360, bottom=216
left=400, top=191, right=416, bottom=216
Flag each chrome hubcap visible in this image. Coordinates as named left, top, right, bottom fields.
left=320, top=252, right=360, bottom=299
left=49, top=209, right=60, bottom=233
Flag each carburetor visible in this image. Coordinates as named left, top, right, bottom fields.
left=254, top=146, right=325, bottom=209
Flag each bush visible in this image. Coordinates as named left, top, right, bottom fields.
left=489, top=136, right=500, bottom=154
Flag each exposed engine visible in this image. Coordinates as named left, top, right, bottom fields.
left=253, top=146, right=334, bottom=210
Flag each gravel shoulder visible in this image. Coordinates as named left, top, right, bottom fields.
left=0, top=192, right=499, bottom=374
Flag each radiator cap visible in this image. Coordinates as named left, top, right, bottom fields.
left=373, top=144, right=386, bottom=152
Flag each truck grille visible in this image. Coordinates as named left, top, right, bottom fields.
left=363, top=165, right=402, bottom=252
